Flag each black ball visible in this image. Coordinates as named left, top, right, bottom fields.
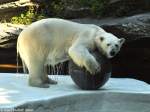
left=69, top=51, right=112, bottom=90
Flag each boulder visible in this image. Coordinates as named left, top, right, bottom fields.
left=0, top=1, right=37, bottom=21
left=31, top=0, right=150, bottom=18
left=101, top=13, right=150, bottom=83
left=0, top=0, right=17, bottom=4
left=63, top=7, right=92, bottom=19
left=104, top=0, right=150, bottom=17
left=0, top=23, right=25, bottom=72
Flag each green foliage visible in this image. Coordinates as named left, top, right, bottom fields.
left=42, top=0, right=108, bottom=18
left=10, top=0, right=109, bottom=24
left=11, top=6, right=46, bottom=25
left=78, top=0, right=108, bottom=16
left=49, top=0, right=66, bottom=17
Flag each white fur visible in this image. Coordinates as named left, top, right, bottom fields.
left=17, top=18, right=124, bottom=87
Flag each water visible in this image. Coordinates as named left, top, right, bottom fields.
left=46, top=63, right=65, bottom=75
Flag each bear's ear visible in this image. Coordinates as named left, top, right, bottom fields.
left=100, top=37, right=104, bottom=41
left=119, top=38, right=125, bottom=45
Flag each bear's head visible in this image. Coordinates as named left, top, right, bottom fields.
left=95, top=32, right=125, bottom=58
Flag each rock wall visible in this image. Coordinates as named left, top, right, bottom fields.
left=0, top=0, right=17, bottom=4
left=0, top=0, right=150, bottom=21
left=0, top=23, right=25, bottom=72
left=101, top=13, right=150, bottom=82
left=104, top=0, right=150, bottom=17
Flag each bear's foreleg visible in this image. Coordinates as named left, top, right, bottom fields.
left=68, top=46, right=100, bottom=74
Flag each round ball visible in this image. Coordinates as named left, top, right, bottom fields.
left=69, top=50, right=112, bottom=90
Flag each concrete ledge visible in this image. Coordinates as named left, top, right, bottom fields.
left=0, top=73, right=150, bottom=112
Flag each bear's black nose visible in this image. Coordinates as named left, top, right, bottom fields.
left=110, top=51, right=116, bottom=56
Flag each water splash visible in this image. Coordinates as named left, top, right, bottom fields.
left=16, top=51, right=19, bottom=74
left=47, top=63, right=66, bottom=81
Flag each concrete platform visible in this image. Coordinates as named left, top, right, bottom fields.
left=0, top=73, right=150, bottom=112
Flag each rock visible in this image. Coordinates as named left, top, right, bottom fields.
left=30, top=1, right=93, bottom=19
left=69, top=50, right=111, bottom=90
left=0, top=1, right=37, bottom=21
left=0, top=0, right=17, bottom=4
left=29, top=0, right=50, bottom=3
left=20, top=0, right=30, bottom=3
left=1, top=0, right=149, bottom=21
left=0, top=23, right=25, bottom=72
left=104, top=0, right=150, bottom=17
left=101, top=13, right=150, bottom=83
left=63, top=7, right=92, bottom=19
left=73, top=13, right=150, bottom=83
left=0, top=23, right=25, bottom=48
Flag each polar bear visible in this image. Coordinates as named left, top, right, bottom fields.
left=17, top=18, right=125, bottom=88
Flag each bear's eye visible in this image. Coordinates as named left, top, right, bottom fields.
left=115, top=44, right=119, bottom=48
left=100, top=37, right=104, bottom=41
left=107, top=43, right=111, bottom=46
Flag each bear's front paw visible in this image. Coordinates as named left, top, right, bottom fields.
left=49, top=80, right=57, bottom=84
left=85, top=59, right=101, bottom=75
left=29, top=78, right=50, bottom=88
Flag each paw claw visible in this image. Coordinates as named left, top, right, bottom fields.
left=49, top=79, right=58, bottom=84
left=84, top=56, right=101, bottom=75
left=86, top=62, right=101, bottom=75
left=29, top=78, right=50, bottom=88
left=29, top=83, right=50, bottom=88
left=44, top=78, right=58, bottom=84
